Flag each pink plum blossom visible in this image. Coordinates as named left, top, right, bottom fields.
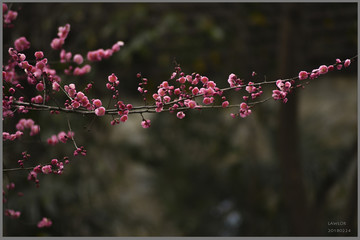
left=108, top=73, right=118, bottom=83
left=57, top=131, right=68, bottom=143
left=36, top=82, right=44, bottom=91
left=120, top=115, right=128, bottom=122
left=73, top=54, right=83, bottom=65
left=318, top=65, right=328, bottom=74
left=47, top=135, right=58, bottom=145
left=298, top=71, right=308, bottom=80
left=141, top=119, right=151, bottom=128
left=34, top=51, right=44, bottom=59
left=177, top=111, right=186, bottom=119
left=92, top=99, right=102, bottom=108
left=239, top=102, right=252, bottom=118
left=4, top=10, right=18, bottom=24
left=14, top=37, right=30, bottom=52
left=95, top=107, right=106, bottom=116
left=222, top=101, right=229, bottom=108
left=41, top=165, right=52, bottom=174
left=50, top=38, right=64, bottom=50
left=344, top=59, right=351, bottom=67
left=37, top=217, right=52, bottom=228
left=5, top=209, right=21, bottom=219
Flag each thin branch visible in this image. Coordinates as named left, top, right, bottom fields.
left=3, top=167, right=34, bottom=172
left=10, top=55, right=358, bottom=117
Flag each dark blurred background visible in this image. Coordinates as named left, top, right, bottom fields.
left=2, top=3, right=357, bottom=236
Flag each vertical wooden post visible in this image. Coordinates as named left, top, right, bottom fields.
left=277, top=4, right=311, bottom=235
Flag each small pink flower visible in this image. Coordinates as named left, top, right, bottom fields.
left=24, top=119, right=34, bottom=128
left=158, top=88, right=166, bottom=97
left=239, top=102, right=251, bottom=118
left=245, top=82, right=256, bottom=93
left=32, top=95, right=43, bottom=104
left=318, top=65, right=328, bottom=74
left=30, top=125, right=40, bottom=136
left=112, top=41, right=124, bottom=52
left=283, top=81, right=291, bottom=91
left=177, top=111, right=186, bottom=119
left=37, top=217, right=52, bottom=228
left=4, top=10, right=18, bottom=24
left=50, top=38, right=64, bottom=50
left=73, top=54, right=83, bottom=65
left=120, top=115, right=128, bottom=122
left=15, top=131, right=23, bottom=139
left=18, top=53, right=26, bottom=61
left=187, top=100, right=197, bottom=109
left=207, top=81, right=216, bottom=89
left=126, top=104, right=133, bottom=110
left=35, top=51, right=44, bottom=59
left=298, top=71, right=308, bottom=80
left=344, top=59, right=351, bottom=68
left=57, top=24, right=70, bottom=39
left=36, top=82, right=44, bottom=91
left=41, top=165, right=52, bottom=174
left=47, top=135, right=58, bottom=145
left=192, top=87, right=200, bottom=96
left=92, top=99, right=102, bottom=108
left=163, top=96, right=171, bottom=103
left=57, top=131, right=68, bottom=143
left=76, top=91, right=85, bottom=100
left=178, top=77, right=186, bottom=84
left=95, top=107, right=106, bottom=116
left=14, top=37, right=30, bottom=52
left=200, top=76, right=209, bottom=84
left=240, top=102, right=248, bottom=110
left=141, top=119, right=151, bottom=128
left=67, top=131, right=75, bottom=138
left=173, top=88, right=181, bottom=95
left=52, top=82, right=60, bottom=91
left=203, top=97, right=213, bottom=105
left=27, top=171, right=37, bottom=181
left=222, top=101, right=229, bottom=108
left=108, top=73, right=118, bottom=83
left=276, top=80, right=284, bottom=90
left=5, top=209, right=21, bottom=219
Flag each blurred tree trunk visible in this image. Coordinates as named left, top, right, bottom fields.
left=276, top=4, right=313, bottom=235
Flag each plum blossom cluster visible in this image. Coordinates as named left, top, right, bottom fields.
left=3, top=118, right=40, bottom=141
left=272, top=58, right=353, bottom=103
left=5, top=209, right=21, bottom=219
left=227, top=73, right=244, bottom=90
left=3, top=3, right=17, bottom=27
left=134, top=69, right=265, bottom=122
left=73, top=146, right=87, bottom=156
left=47, top=131, right=74, bottom=145
left=27, top=157, right=69, bottom=187
left=272, top=80, right=292, bottom=103
left=297, top=58, right=351, bottom=81
left=4, top=43, right=63, bottom=111
left=139, top=67, right=228, bottom=120
left=87, top=41, right=124, bottom=61
left=50, top=23, right=70, bottom=50
left=17, top=151, right=31, bottom=168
